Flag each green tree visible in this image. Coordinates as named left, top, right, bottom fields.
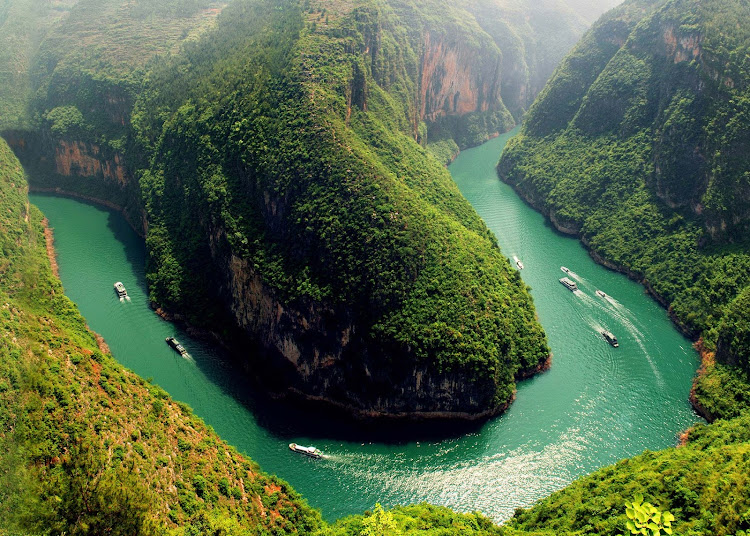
left=362, top=504, right=400, bottom=536
left=623, top=494, right=675, bottom=536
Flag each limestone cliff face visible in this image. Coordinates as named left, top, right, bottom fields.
left=53, top=140, right=127, bottom=184
left=419, top=32, right=502, bottom=122
left=212, top=227, right=500, bottom=419
left=3, top=131, right=146, bottom=235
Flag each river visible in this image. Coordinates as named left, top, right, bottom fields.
left=29, top=128, right=700, bottom=523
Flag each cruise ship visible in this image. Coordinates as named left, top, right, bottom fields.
left=289, top=443, right=323, bottom=459
left=559, top=277, right=578, bottom=291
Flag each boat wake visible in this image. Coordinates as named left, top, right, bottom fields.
left=577, top=288, right=665, bottom=387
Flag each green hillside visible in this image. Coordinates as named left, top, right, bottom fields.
left=0, top=0, right=78, bottom=129
left=131, top=0, right=550, bottom=417
left=498, top=0, right=750, bottom=417
left=0, top=137, right=320, bottom=535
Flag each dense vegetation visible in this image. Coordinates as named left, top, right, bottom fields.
left=0, top=137, right=320, bottom=535
left=129, top=0, right=552, bottom=414
left=498, top=0, right=750, bottom=418
left=11, top=0, right=750, bottom=534
left=0, top=0, right=78, bottom=130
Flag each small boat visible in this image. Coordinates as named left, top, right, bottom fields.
left=513, top=256, right=524, bottom=270
left=601, top=330, right=619, bottom=347
left=560, top=266, right=570, bottom=273
left=596, top=290, right=607, bottom=298
left=165, top=336, right=189, bottom=356
left=559, top=277, right=578, bottom=291
left=113, top=281, right=129, bottom=300
left=289, top=443, right=322, bottom=459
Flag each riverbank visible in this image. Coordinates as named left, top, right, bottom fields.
left=29, top=186, right=146, bottom=238
left=497, top=175, right=713, bottom=422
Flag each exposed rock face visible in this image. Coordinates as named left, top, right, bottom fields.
left=3, top=131, right=146, bottom=235
left=54, top=140, right=127, bottom=184
left=216, top=239, right=501, bottom=420
left=419, top=32, right=502, bottom=122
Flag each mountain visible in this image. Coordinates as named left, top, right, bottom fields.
left=498, top=0, right=750, bottom=417
left=0, top=0, right=630, bottom=420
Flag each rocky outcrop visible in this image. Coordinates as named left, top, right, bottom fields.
left=2, top=131, right=146, bottom=236
left=419, top=32, right=502, bottom=122
left=53, top=140, right=127, bottom=184
left=214, top=238, right=504, bottom=420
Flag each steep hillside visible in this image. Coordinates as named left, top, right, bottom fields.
left=0, top=0, right=79, bottom=130
left=0, top=0, right=630, bottom=422
left=0, top=137, right=320, bottom=535
left=131, top=0, right=550, bottom=419
left=498, top=0, right=750, bottom=416
left=503, top=413, right=750, bottom=536
left=3, top=0, right=226, bottom=231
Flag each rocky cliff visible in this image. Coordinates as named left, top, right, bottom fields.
left=419, top=31, right=503, bottom=122
left=130, top=0, right=551, bottom=419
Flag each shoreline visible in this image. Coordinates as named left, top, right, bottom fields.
left=498, top=176, right=709, bottom=420
left=39, top=210, right=112, bottom=357
left=29, top=186, right=147, bottom=238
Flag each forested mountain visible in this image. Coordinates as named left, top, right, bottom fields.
left=20, top=0, right=750, bottom=534
left=0, top=0, right=621, bottom=421
left=488, top=0, right=750, bottom=533
left=499, top=0, right=750, bottom=419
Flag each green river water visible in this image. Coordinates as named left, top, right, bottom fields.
left=29, top=128, right=700, bottom=523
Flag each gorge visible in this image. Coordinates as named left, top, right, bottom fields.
left=28, top=127, right=699, bottom=523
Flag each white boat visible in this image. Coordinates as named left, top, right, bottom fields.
left=114, top=281, right=129, bottom=300
left=596, top=290, right=607, bottom=298
left=560, top=266, right=570, bottom=273
left=513, top=256, right=524, bottom=270
left=289, top=443, right=322, bottom=459
left=601, top=330, right=619, bottom=347
left=559, top=277, right=578, bottom=291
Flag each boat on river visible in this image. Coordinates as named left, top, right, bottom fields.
left=601, top=330, right=619, bottom=347
left=165, top=336, right=189, bottom=356
left=559, top=277, right=578, bottom=291
left=513, top=255, right=524, bottom=269
left=596, top=290, right=607, bottom=298
left=560, top=266, right=570, bottom=273
left=289, top=443, right=322, bottom=459
left=113, top=281, right=129, bottom=301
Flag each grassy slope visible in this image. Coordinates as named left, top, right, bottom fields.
left=0, top=137, right=320, bottom=535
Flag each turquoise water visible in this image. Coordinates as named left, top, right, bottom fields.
left=29, top=129, right=700, bottom=522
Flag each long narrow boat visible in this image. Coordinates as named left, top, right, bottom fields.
left=165, top=336, right=189, bottom=357
left=289, top=443, right=322, bottom=459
